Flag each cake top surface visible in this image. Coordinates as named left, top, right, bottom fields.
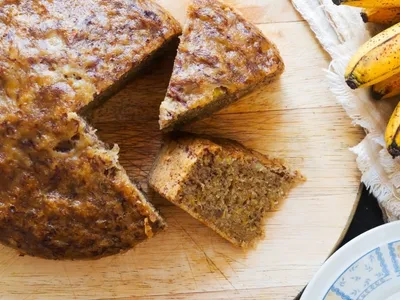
left=0, top=0, right=181, bottom=114
left=159, top=0, right=284, bottom=129
left=0, top=0, right=181, bottom=259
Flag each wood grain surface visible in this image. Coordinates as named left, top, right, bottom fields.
left=0, top=1, right=364, bottom=299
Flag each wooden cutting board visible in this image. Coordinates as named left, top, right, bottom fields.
left=0, top=1, right=364, bottom=299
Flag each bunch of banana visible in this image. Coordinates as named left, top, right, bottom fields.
left=335, top=1, right=400, bottom=157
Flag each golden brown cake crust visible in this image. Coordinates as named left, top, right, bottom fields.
left=149, top=134, right=304, bottom=247
left=159, top=0, right=284, bottom=130
left=0, top=0, right=181, bottom=259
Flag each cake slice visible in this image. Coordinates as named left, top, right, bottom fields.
left=159, top=0, right=285, bottom=131
left=0, top=0, right=181, bottom=259
left=149, top=135, right=304, bottom=247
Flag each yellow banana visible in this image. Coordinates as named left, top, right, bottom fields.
left=372, top=72, right=400, bottom=99
left=361, top=7, right=400, bottom=25
left=345, top=22, right=400, bottom=89
left=333, top=0, right=400, bottom=8
left=386, top=101, right=400, bottom=157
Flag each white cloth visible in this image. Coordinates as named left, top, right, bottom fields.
left=292, top=0, right=400, bottom=221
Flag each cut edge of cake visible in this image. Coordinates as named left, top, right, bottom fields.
left=149, top=134, right=305, bottom=248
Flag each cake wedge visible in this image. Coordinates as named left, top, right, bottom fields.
left=159, top=0, right=285, bottom=131
left=149, top=135, right=304, bottom=247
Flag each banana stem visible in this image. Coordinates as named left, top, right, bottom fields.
left=360, top=12, right=368, bottom=22
left=346, top=80, right=358, bottom=90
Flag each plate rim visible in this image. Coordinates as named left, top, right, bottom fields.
left=301, top=221, right=400, bottom=299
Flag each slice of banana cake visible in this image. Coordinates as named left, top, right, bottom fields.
left=159, top=0, right=284, bottom=131
left=149, top=135, right=304, bottom=247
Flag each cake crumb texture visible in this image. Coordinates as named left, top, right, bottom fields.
left=149, top=135, right=304, bottom=247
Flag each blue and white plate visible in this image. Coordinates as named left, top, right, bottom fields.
left=302, top=221, right=400, bottom=300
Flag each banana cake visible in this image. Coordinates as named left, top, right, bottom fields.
left=0, top=0, right=181, bottom=259
left=159, top=0, right=285, bottom=131
left=149, top=135, right=304, bottom=247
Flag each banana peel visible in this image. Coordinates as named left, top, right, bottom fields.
left=386, top=101, right=400, bottom=157
left=372, top=73, right=400, bottom=100
left=334, top=0, right=400, bottom=8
